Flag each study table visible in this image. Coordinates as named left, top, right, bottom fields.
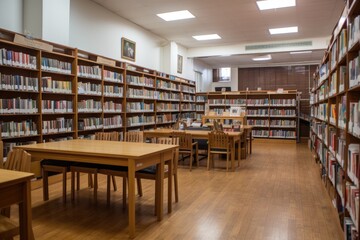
left=0, top=169, right=34, bottom=240
left=15, top=139, right=177, bottom=238
left=144, top=129, right=243, bottom=171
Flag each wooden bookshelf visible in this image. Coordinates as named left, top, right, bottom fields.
left=310, top=2, right=360, bottom=239
left=0, top=28, right=196, bottom=161
left=195, top=90, right=299, bottom=141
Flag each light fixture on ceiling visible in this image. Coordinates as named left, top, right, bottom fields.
left=252, top=54, right=272, bottom=61
left=256, top=0, right=296, bottom=10
left=193, top=34, right=221, bottom=41
left=157, top=10, right=195, bottom=21
left=290, top=51, right=312, bottom=54
left=269, top=26, right=298, bottom=35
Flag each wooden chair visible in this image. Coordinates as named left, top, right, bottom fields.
left=1, top=149, right=32, bottom=240
left=135, top=137, right=179, bottom=214
left=172, top=132, right=198, bottom=171
left=207, top=131, right=232, bottom=171
left=42, top=160, right=70, bottom=202
left=0, top=140, right=3, bottom=168
left=123, top=131, right=144, bottom=197
left=71, top=131, right=120, bottom=203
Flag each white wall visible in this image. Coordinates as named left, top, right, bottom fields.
left=193, top=59, right=212, bottom=92
left=42, top=0, right=70, bottom=45
left=0, top=0, right=23, bottom=33
left=70, top=0, right=166, bottom=70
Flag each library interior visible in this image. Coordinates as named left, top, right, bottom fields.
left=0, top=0, right=359, bottom=239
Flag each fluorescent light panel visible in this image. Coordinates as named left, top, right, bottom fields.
left=252, top=54, right=272, bottom=61
left=193, top=34, right=221, bottom=41
left=290, top=51, right=312, bottom=54
left=157, top=10, right=195, bottom=21
left=269, top=26, right=298, bottom=35
left=256, top=0, right=296, bottom=10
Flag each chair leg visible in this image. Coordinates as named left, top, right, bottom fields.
left=94, top=173, right=98, bottom=202
left=42, top=169, right=49, bottom=201
left=189, top=151, right=193, bottom=171
left=174, top=173, right=179, bottom=202
left=196, top=146, right=199, bottom=167
left=112, top=176, right=117, bottom=191
left=76, top=172, right=80, bottom=191
left=88, top=173, right=93, bottom=188
left=122, top=177, right=127, bottom=209
left=137, top=178, right=143, bottom=197
left=106, top=175, right=111, bottom=206
left=62, top=170, right=67, bottom=202
left=226, top=153, right=229, bottom=171
left=71, top=171, right=75, bottom=201
left=207, top=152, right=211, bottom=171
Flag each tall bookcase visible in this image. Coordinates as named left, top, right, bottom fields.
left=310, top=1, right=360, bottom=239
left=196, top=90, right=299, bottom=141
left=0, top=28, right=196, bottom=165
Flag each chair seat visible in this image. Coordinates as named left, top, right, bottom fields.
left=41, top=159, right=71, bottom=171
left=138, top=165, right=157, bottom=174
left=0, top=215, right=19, bottom=239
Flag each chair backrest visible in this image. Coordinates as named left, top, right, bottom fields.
left=156, top=137, right=179, bottom=171
left=4, top=149, right=32, bottom=172
left=208, top=131, right=230, bottom=150
left=213, top=120, right=221, bottom=131
left=172, top=132, right=192, bottom=150
left=95, top=131, right=119, bottom=141
left=124, top=131, right=144, bottom=142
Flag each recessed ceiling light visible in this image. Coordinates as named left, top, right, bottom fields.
left=192, top=34, right=221, bottom=41
left=269, top=26, right=298, bottom=35
left=157, top=10, right=195, bottom=21
left=256, top=0, right=296, bottom=10
left=290, top=51, right=312, bottom=54
left=252, top=54, right=272, bottom=61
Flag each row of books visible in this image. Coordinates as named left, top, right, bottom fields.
left=328, top=152, right=337, bottom=186
left=348, top=144, right=360, bottom=188
left=182, top=94, right=195, bottom=101
left=157, top=92, right=180, bottom=101
left=345, top=182, right=359, bottom=233
left=196, top=96, right=206, bottom=102
left=103, top=70, right=123, bottom=83
left=181, top=85, right=195, bottom=93
left=104, top=85, right=123, bottom=97
left=180, top=112, right=196, bottom=119
left=41, top=57, right=72, bottom=74
left=247, top=99, right=269, bottom=106
left=78, top=117, right=103, bottom=130
left=339, top=95, right=347, bottom=129
left=78, top=99, right=102, bottom=113
left=181, top=103, right=196, bottom=111
left=42, top=100, right=72, bottom=113
left=349, top=54, right=360, bottom=88
left=157, top=103, right=179, bottom=111
left=338, top=28, right=347, bottom=60
left=77, top=82, right=102, bottom=95
left=126, top=102, right=154, bottom=112
left=42, top=77, right=72, bottom=94
left=126, top=75, right=154, bottom=87
left=269, top=119, right=296, bottom=127
left=77, top=65, right=102, bottom=79
left=252, top=130, right=269, bottom=137
left=349, top=101, right=360, bottom=137
left=247, top=109, right=268, bottom=116
left=268, top=130, right=296, bottom=138
left=103, top=101, right=122, bottom=113
left=156, top=114, right=177, bottom=124
left=42, top=118, right=73, bottom=134
left=1, top=120, right=38, bottom=138
left=269, top=99, right=296, bottom=106
left=312, top=103, right=327, bottom=121
left=0, top=98, right=38, bottom=114
left=127, top=115, right=156, bottom=127
left=330, top=73, right=337, bottom=97
left=127, top=87, right=155, bottom=99
left=269, top=109, right=296, bottom=116
left=0, top=48, right=37, bottom=69
left=0, top=73, right=38, bottom=91
left=196, top=105, right=204, bottom=111
left=156, top=80, right=180, bottom=91
left=349, top=14, right=360, bottom=50
left=344, top=217, right=358, bottom=240
left=103, top=115, right=122, bottom=129
left=312, top=121, right=328, bottom=144
left=331, top=39, right=338, bottom=70
left=319, top=82, right=328, bottom=101
left=329, top=127, right=336, bottom=155
left=247, top=119, right=269, bottom=127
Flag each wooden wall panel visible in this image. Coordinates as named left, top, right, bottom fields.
left=238, top=65, right=317, bottom=138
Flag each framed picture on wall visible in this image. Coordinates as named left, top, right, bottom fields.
left=177, top=54, right=183, bottom=73
left=121, top=37, right=136, bottom=61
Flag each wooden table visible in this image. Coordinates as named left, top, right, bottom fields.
left=15, top=139, right=177, bottom=238
left=0, top=169, right=34, bottom=240
left=144, top=129, right=242, bottom=171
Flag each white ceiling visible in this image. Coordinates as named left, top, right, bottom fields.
left=91, top=0, right=345, bottom=67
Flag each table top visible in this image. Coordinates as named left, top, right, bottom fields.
left=0, top=169, right=34, bottom=186
left=144, top=129, right=242, bottom=137
left=15, top=139, right=177, bottom=159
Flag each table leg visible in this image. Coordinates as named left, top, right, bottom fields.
left=128, top=159, right=136, bottom=238
left=231, top=140, right=235, bottom=171
left=168, top=151, right=173, bottom=214
left=19, top=180, right=34, bottom=240
left=156, top=153, right=165, bottom=221
left=250, top=131, right=252, bottom=154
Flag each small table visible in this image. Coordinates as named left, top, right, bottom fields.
left=0, top=169, right=34, bottom=240
left=16, top=139, right=177, bottom=238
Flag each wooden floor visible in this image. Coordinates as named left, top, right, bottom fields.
left=12, top=141, right=343, bottom=240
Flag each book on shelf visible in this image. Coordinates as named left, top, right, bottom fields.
left=349, top=55, right=360, bottom=89
left=0, top=97, right=38, bottom=114
left=78, top=82, right=102, bottom=95
left=331, top=40, right=337, bottom=69
left=42, top=77, right=72, bottom=94
left=339, top=28, right=347, bottom=60
left=0, top=48, right=37, bottom=69
left=338, top=95, right=347, bottom=129
left=344, top=217, right=358, bottom=240
left=41, top=57, right=72, bottom=74
left=0, top=73, right=38, bottom=92
left=347, top=144, right=359, bottom=188
left=42, top=118, right=73, bottom=134
left=339, top=66, right=346, bottom=92
left=103, top=70, right=123, bottom=83
left=330, top=73, right=337, bottom=96
left=345, top=182, right=359, bottom=232
left=330, top=104, right=336, bottom=125
left=77, top=65, right=102, bottom=79
left=349, top=101, right=360, bottom=136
